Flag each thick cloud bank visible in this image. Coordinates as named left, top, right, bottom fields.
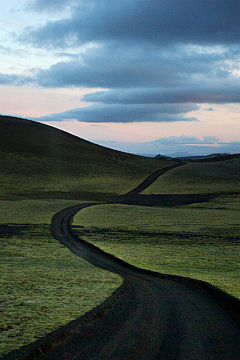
left=24, top=0, right=239, bottom=47
left=34, top=103, right=199, bottom=123
left=5, top=0, right=240, bottom=123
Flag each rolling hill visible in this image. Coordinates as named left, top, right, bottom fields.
left=0, top=115, right=175, bottom=201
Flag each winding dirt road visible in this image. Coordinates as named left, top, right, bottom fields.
left=3, top=164, right=240, bottom=360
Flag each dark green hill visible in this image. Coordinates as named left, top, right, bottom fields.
left=0, top=115, right=175, bottom=200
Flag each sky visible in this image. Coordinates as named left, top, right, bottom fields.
left=0, top=0, right=239, bottom=156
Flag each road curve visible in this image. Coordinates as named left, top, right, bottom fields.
left=2, top=164, right=240, bottom=360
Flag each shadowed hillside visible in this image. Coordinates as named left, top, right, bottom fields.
left=0, top=115, right=176, bottom=201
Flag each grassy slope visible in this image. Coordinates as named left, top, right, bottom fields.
left=0, top=115, right=172, bottom=201
left=73, top=156, right=240, bottom=299
left=0, top=115, right=175, bottom=356
left=141, top=156, right=240, bottom=195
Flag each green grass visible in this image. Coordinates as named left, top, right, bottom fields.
left=142, top=157, right=240, bottom=195
left=73, top=194, right=240, bottom=299
left=0, top=200, right=122, bottom=357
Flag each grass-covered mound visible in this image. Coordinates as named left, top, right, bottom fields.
left=0, top=115, right=174, bottom=201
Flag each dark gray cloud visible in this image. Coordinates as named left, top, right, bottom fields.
left=83, top=86, right=240, bottom=104
left=33, top=42, right=238, bottom=91
left=33, top=103, right=199, bottom=123
left=205, top=108, right=215, bottom=112
left=21, top=0, right=239, bottom=48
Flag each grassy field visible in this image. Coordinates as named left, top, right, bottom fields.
left=73, top=166, right=240, bottom=300
left=0, top=200, right=122, bottom=357
left=141, top=156, right=240, bottom=195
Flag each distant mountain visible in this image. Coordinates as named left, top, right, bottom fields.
left=173, top=153, right=235, bottom=161
left=169, top=152, right=191, bottom=158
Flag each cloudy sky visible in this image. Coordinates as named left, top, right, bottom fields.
left=0, top=0, right=239, bottom=156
